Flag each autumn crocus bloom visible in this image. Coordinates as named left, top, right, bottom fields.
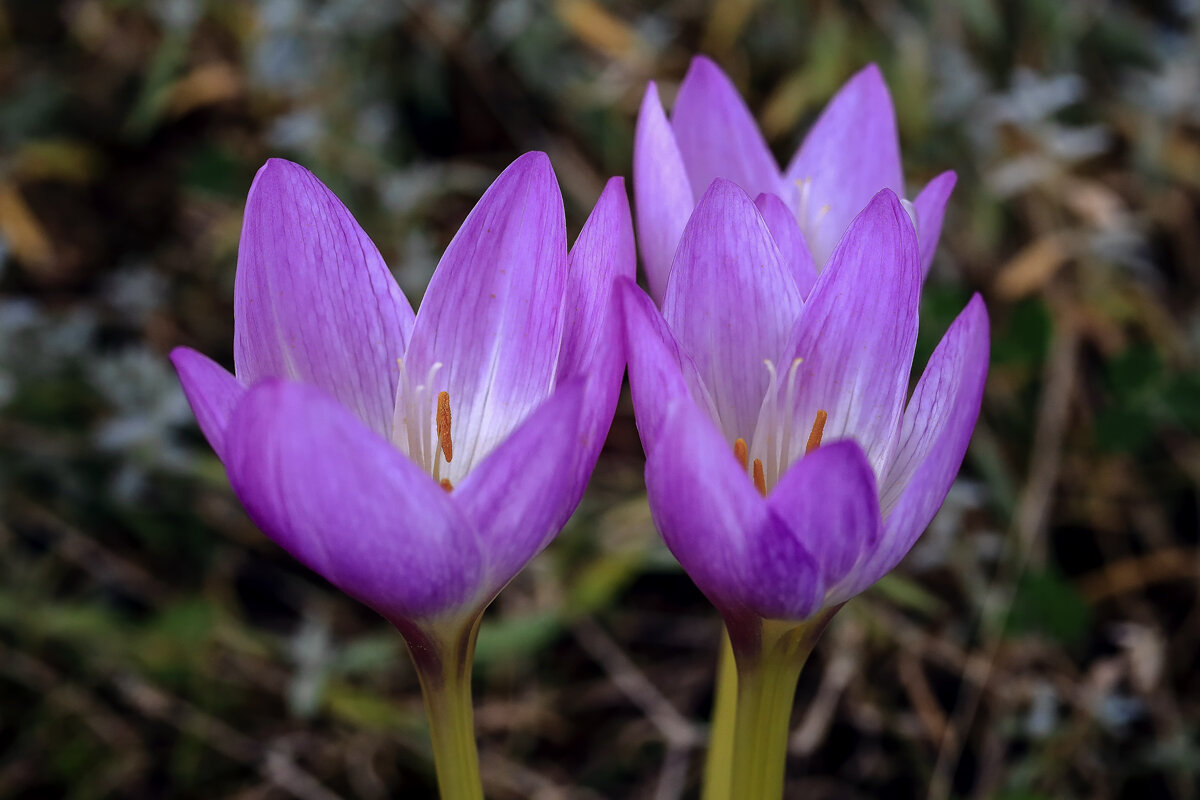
left=171, top=153, right=633, bottom=800
left=634, top=56, right=956, bottom=304
left=623, top=181, right=987, bottom=798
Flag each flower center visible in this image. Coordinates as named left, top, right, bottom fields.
left=735, top=357, right=828, bottom=496
left=736, top=408, right=826, bottom=497
left=794, top=177, right=830, bottom=238
left=393, top=359, right=456, bottom=491
left=436, top=390, right=454, bottom=492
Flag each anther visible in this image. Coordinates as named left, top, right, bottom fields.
left=733, top=438, right=748, bottom=472
left=437, top=391, right=453, bottom=463
left=752, top=458, right=767, bottom=497
left=805, top=409, right=828, bottom=454
left=440, top=478, right=454, bottom=493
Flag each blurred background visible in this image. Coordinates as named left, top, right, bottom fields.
left=2, top=0, right=1199, bottom=797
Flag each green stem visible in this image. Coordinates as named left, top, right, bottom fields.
left=726, top=610, right=837, bottom=799
left=402, top=615, right=485, bottom=800
left=702, top=628, right=738, bottom=800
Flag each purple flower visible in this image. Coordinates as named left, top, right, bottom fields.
left=171, top=153, right=633, bottom=627
left=622, top=178, right=988, bottom=622
left=634, top=56, right=956, bottom=304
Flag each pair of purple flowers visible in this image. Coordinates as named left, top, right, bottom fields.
left=172, top=56, right=988, bottom=796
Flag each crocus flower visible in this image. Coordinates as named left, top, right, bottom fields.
left=634, top=56, right=956, bottom=304
left=170, top=151, right=633, bottom=633
left=623, top=179, right=988, bottom=626
left=626, top=175, right=985, bottom=800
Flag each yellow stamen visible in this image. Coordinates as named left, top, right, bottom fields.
left=440, top=478, right=454, bottom=493
left=805, top=409, right=828, bottom=454
left=437, top=390, right=453, bottom=463
left=733, top=438, right=748, bottom=472
left=752, top=458, right=766, bottom=497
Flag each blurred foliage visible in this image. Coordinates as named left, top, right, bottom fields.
left=2, top=0, right=1200, bottom=798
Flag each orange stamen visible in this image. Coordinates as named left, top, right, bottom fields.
left=733, top=438, right=748, bottom=472
left=437, top=390, right=453, bottom=463
left=805, top=409, right=828, bottom=454
left=752, top=458, right=766, bottom=497
left=440, top=478, right=454, bottom=493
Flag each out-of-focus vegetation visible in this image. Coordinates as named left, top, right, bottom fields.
left=2, top=1, right=1199, bottom=797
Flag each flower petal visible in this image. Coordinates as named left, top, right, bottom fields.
left=170, top=347, right=245, bottom=460
left=224, top=380, right=481, bottom=623
left=233, top=159, right=415, bottom=439
left=838, top=294, right=988, bottom=599
left=914, top=171, right=957, bottom=277
left=663, top=179, right=800, bottom=443
left=780, top=189, right=921, bottom=478
left=785, top=64, right=904, bottom=268
left=645, top=398, right=775, bottom=614
left=766, top=440, right=880, bottom=591
left=756, top=192, right=817, bottom=298
left=457, top=381, right=585, bottom=596
left=634, top=82, right=695, bottom=304
left=558, top=177, right=636, bottom=470
left=743, top=508, right=825, bottom=620
left=404, top=152, right=568, bottom=484
left=620, top=277, right=717, bottom=448
left=671, top=56, right=786, bottom=204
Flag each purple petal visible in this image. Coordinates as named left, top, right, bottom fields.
left=756, top=192, right=817, bottom=298
left=404, top=152, right=568, bottom=484
left=914, top=171, right=957, bottom=277
left=634, top=82, right=695, bottom=304
left=620, top=277, right=717, bottom=448
left=457, top=381, right=585, bottom=596
left=766, top=440, right=880, bottom=590
left=233, top=159, right=415, bottom=439
left=224, top=380, right=482, bottom=623
left=170, top=347, right=245, bottom=460
left=558, top=177, right=636, bottom=471
left=785, top=64, right=904, bottom=267
left=780, top=189, right=921, bottom=478
left=838, top=294, right=988, bottom=599
left=671, top=56, right=786, bottom=204
left=644, top=398, right=770, bottom=614
left=663, top=179, right=800, bottom=443
left=743, top=508, right=825, bottom=620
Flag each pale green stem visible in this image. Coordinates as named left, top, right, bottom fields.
left=402, top=614, right=485, bottom=800
left=702, top=628, right=738, bottom=800
left=725, top=610, right=838, bottom=799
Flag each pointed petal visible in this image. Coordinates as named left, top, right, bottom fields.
left=559, top=178, right=635, bottom=378
left=646, top=399, right=773, bottom=614
left=634, top=83, right=695, bottom=304
left=781, top=190, right=921, bottom=478
left=756, top=192, right=818, bottom=298
left=457, top=382, right=585, bottom=595
left=559, top=177, right=635, bottom=472
left=233, top=159, right=415, bottom=439
left=170, top=347, right=245, bottom=460
left=744, top=507, right=826, bottom=620
left=663, top=179, right=800, bottom=443
left=767, top=441, right=880, bottom=590
left=671, top=56, right=786, bottom=203
left=405, top=152, right=568, bottom=484
left=647, top=398, right=826, bottom=620
left=786, top=64, right=904, bottom=267
left=914, top=171, right=957, bottom=277
left=224, top=380, right=481, bottom=623
left=620, top=278, right=717, bottom=449
left=838, top=295, right=988, bottom=599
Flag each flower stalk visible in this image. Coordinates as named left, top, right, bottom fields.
left=402, top=615, right=486, bottom=800
left=701, top=630, right=738, bottom=800
left=724, top=611, right=837, bottom=799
